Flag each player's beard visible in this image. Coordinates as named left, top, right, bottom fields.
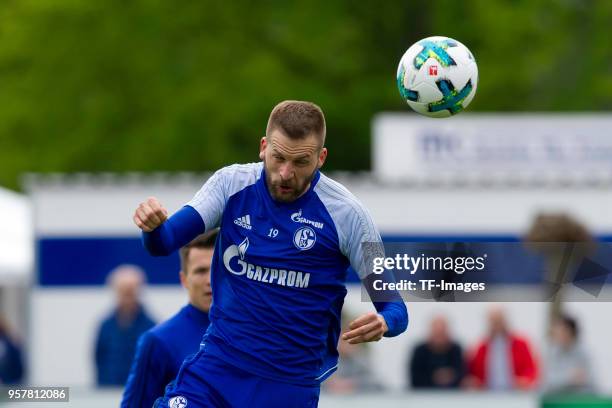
left=264, top=160, right=318, bottom=203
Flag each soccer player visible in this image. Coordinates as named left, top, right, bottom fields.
left=121, top=230, right=217, bottom=408
left=133, top=100, right=408, bottom=407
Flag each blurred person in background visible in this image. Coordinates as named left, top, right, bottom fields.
left=524, top=214, right=596, bottom=395
left=543, top=314, right=594, bottom=394
left=0, top=314, right=24, bottom=384
left=466, top=306, right=538, bottom=390
left=409, top=315, right=464, bottom=389
left=94, top=264, right=156, bottom=386
left=324, top=312, right=383, bottom=394
left=121, top=230, right=217, bottom=408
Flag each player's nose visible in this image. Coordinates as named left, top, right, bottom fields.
left=278, top=162, right=294, bottom=180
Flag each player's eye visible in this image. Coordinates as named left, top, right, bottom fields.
left=294, top=159, right=309, bottom=166
left=273, top=154, right=285, bottom=162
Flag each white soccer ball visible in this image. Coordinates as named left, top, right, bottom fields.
left=397, top=36, right=478, bottom=118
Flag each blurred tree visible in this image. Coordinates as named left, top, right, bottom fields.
left=0, top=0, right=610, bottom=189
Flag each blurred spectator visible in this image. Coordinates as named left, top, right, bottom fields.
left=0, top=314, right=24, bottom=384
left=467, top=307, right=538, bottom=390
left=543, top=314, right=593, bottom=394
left=94, top=265, right=155, bottom=386
left=409, top=315, right=464, bottom=389
left=324, top=314, right=383, bottom=394
left=121, top=230, right=217, bottom=408
left=525, top=213, right=596, bottom=395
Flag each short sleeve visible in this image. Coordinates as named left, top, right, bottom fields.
left=186, top=162, right=263, bottom=232
left=314, top=175, right=384, bottom=279
left=186, top=170, right=227, bottom=233
left=342, top=204, right=384, bottom=279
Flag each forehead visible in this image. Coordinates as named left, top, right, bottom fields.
left=113, top=273, right=142, bottom=290
left=187, top=247, right=214, bottom=265
left=268, top=130, right=320, bottom=157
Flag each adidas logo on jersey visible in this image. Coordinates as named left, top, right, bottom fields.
left=234, top=214, right=252, bottom=230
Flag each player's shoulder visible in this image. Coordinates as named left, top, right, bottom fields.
left=148, top=308, right=185, bottom=340
left=215, top=162, right=263, bottom=182
left=129, top=329, right=159, bottom=362
left=205, top=162, right=263, bottom=197
left=315, top=172, right=370, bottom=220
left=140, top=319, right=179, bottom=358
left=129, top=328, right=173, bottom=372
left=314, top=172, right=380, bottom=246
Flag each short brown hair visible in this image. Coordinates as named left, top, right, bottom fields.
left=266, top=100, right=326, bottom=146
left=180, top=229, right=219, bottom=272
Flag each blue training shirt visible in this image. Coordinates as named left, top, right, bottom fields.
left=144, top=162, right=408, bottom=386
left=120, top=304, right=210, bottom=408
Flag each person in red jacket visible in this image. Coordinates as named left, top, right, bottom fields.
left=466, top=307, right=538, bottom=390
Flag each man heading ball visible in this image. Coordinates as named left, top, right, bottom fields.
left=134, top=100, right=408, bottom=408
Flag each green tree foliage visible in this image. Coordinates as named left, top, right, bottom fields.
left=0, top=0, right=610, bottom=189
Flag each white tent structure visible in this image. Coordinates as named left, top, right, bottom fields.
left=0, top=186, right=31, bottom=346
left=0, top=186, right=32, bottom=284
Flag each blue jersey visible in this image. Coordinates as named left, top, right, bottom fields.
left=187, top=162, right=406, bottom=385
left=121, top=304, right=210, bottom=408
left=144, top=162, right=408, bottom=386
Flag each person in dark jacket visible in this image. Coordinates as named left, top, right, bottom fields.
left=94, top=264, right=155, bottom=386
left=409, top=315, right=464, bottom=388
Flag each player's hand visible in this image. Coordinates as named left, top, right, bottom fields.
left=133, top=197, right=168, bottom=232
left=341, top=312, right=388, bottom=344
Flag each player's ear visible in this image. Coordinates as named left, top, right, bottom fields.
left=259, top=137, right=267, bottom=160
left=317, top=147, right=328, bottom=169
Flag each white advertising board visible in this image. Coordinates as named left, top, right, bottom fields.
left=373, top=114, right=612, bottom=185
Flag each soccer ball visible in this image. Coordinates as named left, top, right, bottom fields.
left=397, top=36, right=478, bottom=118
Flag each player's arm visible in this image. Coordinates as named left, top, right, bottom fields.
left=121, top=332, right=169, bottom=408
left=342, top=302, right=407, bottom=344
left=342, top=287, right=408, bottom=344
left=134, top=198, right=204, bottom=256
left=134, top=167, right=229, bottom=256
left=338, top=203, right=408, bottom=344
